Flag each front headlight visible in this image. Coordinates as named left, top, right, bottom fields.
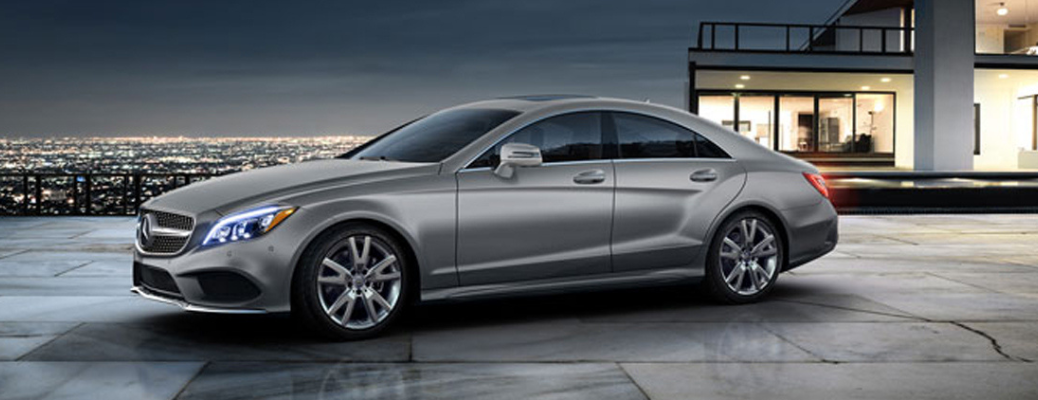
left=202, top=206, right=297, bottom=247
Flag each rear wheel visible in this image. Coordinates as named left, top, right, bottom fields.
left=704, top=210, right=783, bottom=304
left=293, top=224, right=409, bottom=340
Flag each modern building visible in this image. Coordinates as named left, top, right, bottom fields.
left=688, top=0, right=1038, bottom=170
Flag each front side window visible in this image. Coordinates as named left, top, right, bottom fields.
left=349, top=108, right=519, bottom=163
left=468, top=112, right=603, bottom=168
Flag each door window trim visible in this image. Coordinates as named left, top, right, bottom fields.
left=612, top=157, right=737, bottom=164
left=458, top=109, right=731, bottom=171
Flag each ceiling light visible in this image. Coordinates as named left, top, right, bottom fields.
left=740, top=75, right=751, bottom=80
left=999, top=73, right=1010, bottom=79
left=861, top=86, right=871, bottom=90
left=880, top=77, right=892, bottom=83
left=735, top=84, right=745, bottom=89
left=998, top=3, right=1009, bottom=16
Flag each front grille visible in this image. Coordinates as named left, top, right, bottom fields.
left=152, top=210, right=194, bottom=231
left=147, top=235, right=190, bottom=254
left=137, top=209, right=194, bottom=255
left=134, top=262, right=182, bottom=297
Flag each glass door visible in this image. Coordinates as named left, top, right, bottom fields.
left=737, top=94, right=775, bottom=148
left=855, top=93, right=894, bottom=153
left=817, top=95, right=854, bottom=153
left=778, top=95, right=815, bottom=152
left=697, top=94, right=736, bottom=130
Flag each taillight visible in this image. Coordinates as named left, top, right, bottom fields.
left=803, top=172, right=830, bottom=200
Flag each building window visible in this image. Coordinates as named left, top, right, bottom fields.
left=778, top=95, right=815, bottom=152
left=738, top=95, right=775, bottom=148
left=698, top=90, right=896, bottom=156
left=857, top=93, right=895, bottom=153
left=976, top=0, right=1038, bottom=55
left=818, top=96, right=854, bottom=152
left=698, top=95, right=735, bottom=130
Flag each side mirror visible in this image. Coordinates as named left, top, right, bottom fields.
left=493, top=143, right=542, bottom=179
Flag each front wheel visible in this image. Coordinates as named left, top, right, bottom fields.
left=704, top=210, right=784, bottom=304
left=292, top=224, right=409, bottom=340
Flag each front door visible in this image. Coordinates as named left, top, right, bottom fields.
left=456, top=112, right=614, bottom=285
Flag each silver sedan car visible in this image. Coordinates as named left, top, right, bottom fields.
left=133, top=95, right=838, bottom=340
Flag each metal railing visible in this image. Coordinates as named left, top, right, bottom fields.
left=696, top=22, right=913, bottom=54
left=0, top=173, right=218, bottom=216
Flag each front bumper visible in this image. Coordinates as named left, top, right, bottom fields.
left=132, top=214, right=310, bottom=313
left=131, top=285, right=266, bottom=314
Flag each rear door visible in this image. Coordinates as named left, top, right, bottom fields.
left=608, top=112, right=745, bottom=273
left=456, top=112, right=615, bottom=285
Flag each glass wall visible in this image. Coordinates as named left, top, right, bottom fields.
left=778, top=96, right=815, bottom=152
left=698, top=91, right=895, bottom=156
left=738, top=95, right=775, bottom=148
left=818, top=96, right=854, bottom=152
left=856, top=93, right=895, bottom=153
left=698, top=95, right=735, bottom=129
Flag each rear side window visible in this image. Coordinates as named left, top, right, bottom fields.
left=611, top=112, right=729, bottom=159
left=694, top=132, right=729, bottom=158
left=468, top=112, right=603, bottom=168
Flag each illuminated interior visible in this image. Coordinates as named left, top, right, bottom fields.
left=694, top=69, right=1038, bottom=170
left=976, top=0, right=1038, bottom=54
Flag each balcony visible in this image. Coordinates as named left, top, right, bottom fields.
left=696, top=22, right=913, bottom=55
left=689, top=22, right=915, bottom=73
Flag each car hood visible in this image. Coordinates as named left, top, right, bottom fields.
left=143, top=159, right=438, bottom=216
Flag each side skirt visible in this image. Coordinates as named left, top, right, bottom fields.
left=420, top=267, right=702, bottom=303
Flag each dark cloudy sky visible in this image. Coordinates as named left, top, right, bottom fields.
left=1, top=0, right=845, bottom=137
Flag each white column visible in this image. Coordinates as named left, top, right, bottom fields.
left=913, top=0, right=975, bottom=171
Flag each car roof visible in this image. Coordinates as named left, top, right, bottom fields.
left=447, top=95, right=677, bottom=115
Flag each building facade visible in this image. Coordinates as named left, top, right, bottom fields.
left=688, top=0, right=1038, bottom=170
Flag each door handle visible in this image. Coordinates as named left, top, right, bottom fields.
left=573, top=169, right=606, bottom=184
left=690, top=168, right=718, bottom=183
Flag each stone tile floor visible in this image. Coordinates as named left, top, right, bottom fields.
left=0, top=215, right=1036, bottom=399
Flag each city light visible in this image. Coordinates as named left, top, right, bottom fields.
left=0, top=136, right=372, bottom=215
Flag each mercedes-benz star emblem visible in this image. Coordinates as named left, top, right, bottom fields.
left=138, top=213, right=157, bottom=248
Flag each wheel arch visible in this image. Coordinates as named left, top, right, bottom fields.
left=288, top=215, right=423, bottom=310
left=703, top=201, right=792, bottom=271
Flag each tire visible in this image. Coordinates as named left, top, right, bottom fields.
left=704, top=210, right=784, bottom=304
left=292, top=223, right=410, bottom=340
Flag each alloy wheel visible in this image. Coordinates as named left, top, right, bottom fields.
left=718, top=218, right=779, bottom=296
left=316, top=235, right=403, bottom=330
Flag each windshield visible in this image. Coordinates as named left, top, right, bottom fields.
left=346, top=108, right=520, bottom=163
